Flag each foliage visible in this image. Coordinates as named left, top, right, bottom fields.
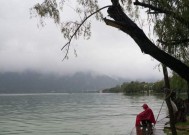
left=102, top=81, right=154, bottom=94
left=152, top=79, right=164, bottom=92
left=170, top=72, right=188, bottom=93
left=102, top=85, right=123, bottom=93
left=122, top=81, right=147, bottom=93
left=31, top=0, right=105, bottom=59
left=102, top=74, right=188, bottom=94
left=126, top=0, right=189, bottom=81
left=152, top=0, right=189, bottom=63
left=31, top=0, right=60, bottom=25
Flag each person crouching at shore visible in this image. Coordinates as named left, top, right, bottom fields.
left=135, top=104, right=156, bottom=135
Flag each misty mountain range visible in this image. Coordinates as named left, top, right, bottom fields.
left=0, top=71, right=128, bottom=93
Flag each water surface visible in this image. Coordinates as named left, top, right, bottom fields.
left=0, top=93, right=167, bottom=135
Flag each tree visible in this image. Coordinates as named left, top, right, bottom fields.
left=31, top=0, right=189, bottom=134
left=31, top=0, right=189, bottom=83
left=148, top=0, right=189, bottom=101
left=170, top=73, right=187, bottom=94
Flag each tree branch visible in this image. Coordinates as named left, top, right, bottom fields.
left=104, top=18, right=125, bottom=29
left=61, top=5, right=111, bottom=60
left=134, top=1, right=164, bottom=13
left=133, top=1, right=189, bottom=29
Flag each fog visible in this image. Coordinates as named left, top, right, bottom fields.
left=0, top=0, right=165, bottom=81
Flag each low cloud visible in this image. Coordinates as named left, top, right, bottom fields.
left=0, top=1, right=164, bottom=81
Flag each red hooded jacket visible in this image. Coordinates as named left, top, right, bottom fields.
left=135, top=104, right=156, bottom=126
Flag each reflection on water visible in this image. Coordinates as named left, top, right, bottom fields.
left=0, top=93, right=167, bottom=135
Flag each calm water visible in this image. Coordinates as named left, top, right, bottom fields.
left=0, top=93, right=167, bottom=135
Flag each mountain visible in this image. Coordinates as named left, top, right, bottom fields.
left=0, top=71, right=127, bottom=93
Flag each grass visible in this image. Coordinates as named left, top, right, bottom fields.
left=176, top=120, right=189, bottom=127
left=165, top=129, right=189, bottom=135
left=164, top=116, right=189, bottom=135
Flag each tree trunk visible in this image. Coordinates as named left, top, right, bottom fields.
left=105, top=0, right=189, bottom=82
left=162, top=64, right=170, bottom=88
left=162, top=64, right=177, bottom=135
left=187, top=81, right=189, bottom=102
left=165, top=97, right=177, bottom=135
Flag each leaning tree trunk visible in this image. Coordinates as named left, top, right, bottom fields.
left=104, top=0, right=189, bottom=82
left=162, top=64, right=177, bottom=135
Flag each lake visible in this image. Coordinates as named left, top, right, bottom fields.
left=0, top=93, right=167, bottom=135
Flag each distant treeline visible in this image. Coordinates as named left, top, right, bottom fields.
left=102, top=73, right=188, bottom=94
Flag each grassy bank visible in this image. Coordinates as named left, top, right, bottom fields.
left=165, top=116, right=189, bottom=135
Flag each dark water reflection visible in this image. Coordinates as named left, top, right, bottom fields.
left=0, top=93, right=167, bottom=135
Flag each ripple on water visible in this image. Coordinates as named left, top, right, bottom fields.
left=0, top=93, right=167, bottom=135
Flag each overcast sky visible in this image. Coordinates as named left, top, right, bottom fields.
left=0, top=0, right=165, bottom=81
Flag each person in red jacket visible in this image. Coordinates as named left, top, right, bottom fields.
left=135, top=104, right=156, bottom=135
left=135, top=103, right=156, bottom=127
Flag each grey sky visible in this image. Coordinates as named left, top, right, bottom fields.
left=0, top=0, right=164, bottom=81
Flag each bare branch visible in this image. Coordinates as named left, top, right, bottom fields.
left=61, top=5, right=111, bottom=61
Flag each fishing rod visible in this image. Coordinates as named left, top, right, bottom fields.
left=154, top=100, right=165, bottom=126
left=155, top=88, right=174, bottom=126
